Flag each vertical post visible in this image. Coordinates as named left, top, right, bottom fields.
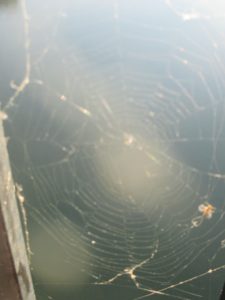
left=0, top=120, right=36, bottom=300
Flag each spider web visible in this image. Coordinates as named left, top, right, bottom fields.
left=1, top=0, right=225, bottom=299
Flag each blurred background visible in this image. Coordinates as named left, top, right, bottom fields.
left=1, top=0, right=225, bottom=299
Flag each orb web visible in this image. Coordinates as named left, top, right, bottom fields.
left=1, top=0, right=225, bottom=299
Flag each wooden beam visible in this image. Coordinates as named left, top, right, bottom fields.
left=0, top=120, right=36, bottom=300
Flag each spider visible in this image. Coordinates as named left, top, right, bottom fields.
left=191, top=202, right=216, bottom=227
left=198, top=202, right=216, bottom=219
